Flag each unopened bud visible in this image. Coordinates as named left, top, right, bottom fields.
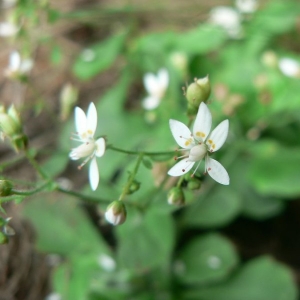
left=60, top=83, right=78, bottom=121
left=186, top=76, right=211, bottom=114
left=105, top=201, right=127, bottom=226
left=168, top=187, right=185, bottom=206
left=128, top=180, right=140, bottom=194
left=0, top=180, right=13, bottom=196
left=0, top=105, right=27, bottom=152
left=187, top=177, right=202, bottom=190
left=0, top=105, right=21, bottom=136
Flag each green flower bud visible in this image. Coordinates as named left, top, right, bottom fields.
left=128, top=180, right=141, bottom=194
left=0, top=108, right=21, bottom=137
left=187, top=177, right=202, bottom=190
left=0, top=180, right=13, bottom=196
left=105, top=201, right=127, bottom=226
left=60, top=83, right=78, bottom=121
left=168, top=187, right=185, bottom=206
left=186, top=76, right=211, bottom=113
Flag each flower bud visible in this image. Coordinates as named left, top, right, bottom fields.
left=0, top=105, right=21, bottom=137
left=0, top=105, right=28, bottom=152
left=60, top=83, right=78, bottom=121
left=167, top=187, right=185, bottom=206
left=186, top=76, right=211, bottom=115
left=187, top=177, right=202, bottom=190
left=0, top=180, right=13, bottom=196
left=128, top=180, right=141, bottom=194
left=105, top=201, right=127, bottom=226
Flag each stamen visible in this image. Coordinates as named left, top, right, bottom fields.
left=192, top=161, right=202, bottom=177
left=77, top=153, right=94, bottom=169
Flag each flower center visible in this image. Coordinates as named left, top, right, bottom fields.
left=188, top=144, right=207, bottom=162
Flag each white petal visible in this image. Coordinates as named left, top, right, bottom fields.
left=143, top=73, right=158, bottom=95
left=169, top=119, right=193, bottom=149
left=87, top=102, right=97, bottom=135
left=9, top=51, right=21, bottom=71
left=95, top=138, right=105, bottom=157
left=206, top=119, right=229, bottom=152
left=75, top=106, right=87, bottom=134
left=142, top=96, right=161, bottom=110
left=193, top=102, right=212, bottom=142
left=168, top=159, right=195, bottom=176
left=278, top=58, right=300, bottom=78
left=206, top=156, right=229, bottom=185
left=157, top=69, right=169, bottom=89
left=89, top=157, right=99, bottom=190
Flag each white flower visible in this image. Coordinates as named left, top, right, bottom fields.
left=142, top=68, right=169, bottom=110
left=5, top=51, right=33, bottom=78
left=278, top=58, right=300, bottom=78
left=209, top=6, right=242, bottom=38
left=69, top=102, right=105, bottom=191
left=235, top=0, right=258, bottom=14
left=0, top=22, right=19, bottom=37
left=168, top=102, right=230, bottom=185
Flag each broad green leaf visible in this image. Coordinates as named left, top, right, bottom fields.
left=116, top=207, right=175, bottom=270
left=175, top=233, right=239, bottom=285
left=183, top=256, right=298, bottom=300
left=73, top=32, right=126, bottom=80
left=22, top=194, right=110, bottom=255
left=248, top=140, right=300, bottom=198
left=182, top=187, right=241, bottom=228
left=175, top=24, right=227, bottom=55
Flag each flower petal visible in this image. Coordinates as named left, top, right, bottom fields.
left=168, top=159, right=195, bottom=176
left=89, top=157, right=99, bottom=190
left=193, top=102, right=212, bottom=142
left=157, top=68, right=169, bottom=89
left=75, top=106, right=87, bottom=134
left=169, top=119, right=193, bottom=149
left=143, top=73, right=158, bottom=95
left=142, top=96, right=161, bottom=110
left=206, top=119, right=229, bottom=152
left=87, top=102, right=97, bottom=135
left=206, top=156, right=229, bottom=185
left=9, top=51, right=20, bottom=71
left=95, top=138, right=106, bottom=157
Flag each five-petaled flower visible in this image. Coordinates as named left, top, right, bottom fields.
left=168, top=102, right=230, bottom=185
left=142, top=68, right=169, bottom=110
left=69, top=102, right=105, bottom=191
left=5, top=51, right=33, bottom=79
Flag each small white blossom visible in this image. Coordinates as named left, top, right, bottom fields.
left=142, top=68, right=169, bottom=110
left=209, top=6, right=242, bottom=38
left=69, top=102, right=105, bottom=191
left=236, top=0, right=258, bottom=13
left=97, top=254, right=116, bottom=271
left=278, top=58, right=300, bottom=78
left=168, top=102, right=229, bottom=185
left=0, top=21, right=18, bottom=37
left=5, top=51, right=33, bottom=78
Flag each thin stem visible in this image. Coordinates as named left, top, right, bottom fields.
left=119, top=153, right=144, bottom=201
left=11, top=180, right=51, bottom=196
left=57, top=186, right=111, bottom=204
left=107, top=145, right=175, bottom=157
left=24, top=149, right=49, bottom=180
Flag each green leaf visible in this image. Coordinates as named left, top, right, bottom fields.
left=42, top=151, right=69, bottom=178
left=182, top=187, right=241, bottom=228
left=22, top=194, right=110, bottom=255
left=73, top=32, right=126, bottom=80
left=175, top=233, right=239, bottom=285
left=183, top=256, right=298, bottom=300
left=116, top=207, right=175, bottom=270
left=142, top=158, right=152, bottom=169
left=248, top=140, right=300, bottom=198
left=175, top=24, right=227, bottom=55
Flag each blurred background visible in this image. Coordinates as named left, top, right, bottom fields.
left=1, top=0, right=300, bottom=299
